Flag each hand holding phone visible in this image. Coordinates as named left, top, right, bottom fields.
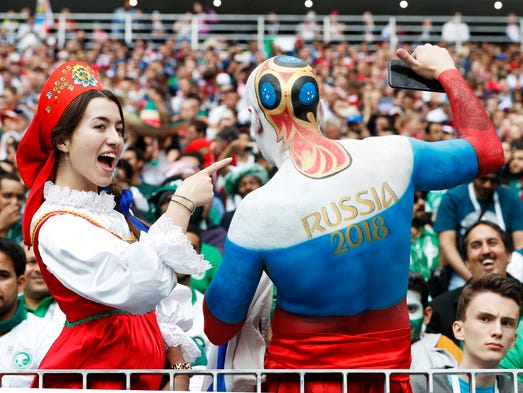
left=388, top=59, right=445, bottom=93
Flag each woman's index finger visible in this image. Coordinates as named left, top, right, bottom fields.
left=201, top=157, right=233, bottom=175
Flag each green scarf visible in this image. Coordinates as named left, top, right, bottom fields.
left=0, top=298, right=27, bottom=335
left=24, top=295, right=55, bottom=317
left=191, top=286, right=197, bottom=305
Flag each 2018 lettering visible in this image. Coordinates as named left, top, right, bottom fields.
left=331, top=215, right=389, bottom=256
left=301, top=182, right=398, bottom=239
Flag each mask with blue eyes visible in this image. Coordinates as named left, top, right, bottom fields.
left=251, top=55, right=351, bottom=178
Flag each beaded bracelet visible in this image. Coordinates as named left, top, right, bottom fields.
left=171, top=361, right=192, bottom=370
left=170, top=198, right=194, bottom=215
left=171, top=194, right=195, bottom=214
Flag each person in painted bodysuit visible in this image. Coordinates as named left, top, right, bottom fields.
left=203, top=44, right=504, bottom=393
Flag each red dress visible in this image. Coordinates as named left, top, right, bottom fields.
left=32, top=213, right=165, bottom=390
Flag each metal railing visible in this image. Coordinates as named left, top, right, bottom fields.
left=1, top=12, right=522, bottom=53
left=2, top=368, right=523, bottom=392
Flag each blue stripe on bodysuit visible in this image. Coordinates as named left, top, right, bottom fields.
left=207, top=186, right=416, bottom=323
left=410, top=138, right=478, bottom=191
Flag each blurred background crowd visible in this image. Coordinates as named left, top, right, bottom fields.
left=2, top=0, right=523, bottom=386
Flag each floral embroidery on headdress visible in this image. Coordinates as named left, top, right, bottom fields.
left=41, top=64, right=100, bottom=115
left=71, top=64, right=99, bottom=88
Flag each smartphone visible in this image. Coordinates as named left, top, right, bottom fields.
left=388, top=59, right=445, bottom=93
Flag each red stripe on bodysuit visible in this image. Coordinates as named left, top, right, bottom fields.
left=439, top=68, right=504, bottom=176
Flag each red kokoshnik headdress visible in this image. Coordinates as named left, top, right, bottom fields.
left=16, top=61, right=104, bottom=247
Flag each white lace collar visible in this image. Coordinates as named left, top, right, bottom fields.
left=43, top=181, right=116, bottom=212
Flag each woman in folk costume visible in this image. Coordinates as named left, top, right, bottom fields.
left=203, top=45, right=504, bottom=393
left=15, top=61, right=231, bottom=389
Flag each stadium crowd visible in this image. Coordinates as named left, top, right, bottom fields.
left=2, top=3, right=523, bottom=391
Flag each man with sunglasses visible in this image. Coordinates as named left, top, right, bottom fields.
left=433, top=171, right=523, bottom=293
